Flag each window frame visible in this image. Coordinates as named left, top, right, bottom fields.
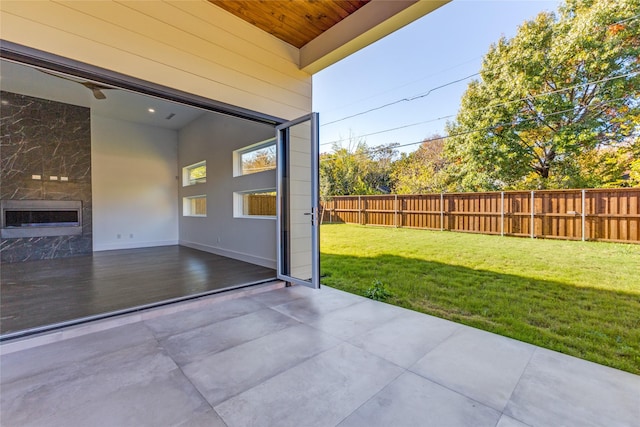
left=182, top=161, right=207, bottom=187
left=233, top=138, right=277, bottom=177
left=233, top=189, right=277, bottom=219
left=183, top=195, right=207, bottom=217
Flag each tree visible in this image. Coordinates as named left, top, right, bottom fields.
left=391, top=135, right=449, bottom=194
left=241, top=145, right=276, bottom=174
left=319, top=133, right=398, bottom=198
left=445, top=0, right=640, bottom=191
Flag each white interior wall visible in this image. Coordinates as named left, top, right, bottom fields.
left=178, top=113, right=277, bottom=268
left=91, top=114, right=179, bottom=251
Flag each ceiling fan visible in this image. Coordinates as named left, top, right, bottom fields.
left=38, top=69, right=112, bottom=100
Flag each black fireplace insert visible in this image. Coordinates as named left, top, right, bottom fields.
left=1, top=200, right=82, bottom=238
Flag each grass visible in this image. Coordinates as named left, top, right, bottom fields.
left=320, top=224, right=640, bottom=374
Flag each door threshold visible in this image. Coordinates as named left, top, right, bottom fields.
left=0, top=279, right=284, bottom=354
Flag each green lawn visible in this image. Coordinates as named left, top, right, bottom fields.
left=320, top=224, right=640, bottom=374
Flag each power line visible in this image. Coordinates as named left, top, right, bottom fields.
left=320, top=96, right=631, bottom=158
left=320, top=56, right=484, bottom=115
left=612, top=13, right=640, bottom=25
left=392, top=96, right=630, bottom=150
left=320, top=114, right=456, bottom=147
left=321, top=72, right=479, bottom=127
left=320, top=12, right=640, bottom=130
left=320, top=71, right=639, bottom=148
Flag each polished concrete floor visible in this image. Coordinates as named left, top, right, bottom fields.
left=1, top=285, right=638, bottom=427
left=0, top=246, right=276, bottom=337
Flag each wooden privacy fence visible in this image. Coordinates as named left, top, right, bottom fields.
left=246, top=193, right=276, bottom=216
left=321, top=188, right=640, bottom=244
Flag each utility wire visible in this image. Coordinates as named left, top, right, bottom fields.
left=321, top=14, right=640, bottom=126
left=320, top=114, right=457, bottom=147
left=388, top=96, right=629, bottom=150
left=321, top=72, right=479, bottom=126
left=321, top=56, right=484, bottom=115
left=321, top=71, right=639, bottom=147
left=612, top=13, right=640, bottom=25
left=320, top=96, right=631, bottom=158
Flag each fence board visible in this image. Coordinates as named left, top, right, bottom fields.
left=323, top=188, right=640, bottom=244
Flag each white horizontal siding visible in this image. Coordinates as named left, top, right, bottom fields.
left=0, top=0, right=311, bottom=120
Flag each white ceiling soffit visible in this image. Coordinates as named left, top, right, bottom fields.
left=0, top=59, right=205, bottom=131
left=300, top=0, right=450, bottom=74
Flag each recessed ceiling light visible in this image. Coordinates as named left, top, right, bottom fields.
left=148, top=108, right=156, bottom=113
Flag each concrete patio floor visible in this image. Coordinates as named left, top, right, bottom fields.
left=1, top=284, right=638, bottom=427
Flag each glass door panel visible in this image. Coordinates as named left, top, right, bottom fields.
left=276, top=113, right=319, bottom=288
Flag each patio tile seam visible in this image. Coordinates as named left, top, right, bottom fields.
left=1, top=336, right=189, bottom=426
left=0, top=338, right=160, bottom=388
left=307, top=310, right=408, bottom=342
left=154, top=311, right=305, bottom=368
left=168, top=352, right=221, bottom=419
left=395, top=321, right=463, bottom=369
left=406, top=365, right=511, bottom=415
left=202, top=336, right=345, bottom=409
left=0, top=323, right=163, bottom=386
left=269, top=295, right=363, bottom=323
left=150, top=305, right=300, bottom=341
left=332, top=363, right=407, bottom=427
left=148, top=325, right=235, bottom=426
left=500, top=345, right=539, bottom=418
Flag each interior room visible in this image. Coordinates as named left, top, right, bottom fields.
left=0, top=59, right=281, bottom=338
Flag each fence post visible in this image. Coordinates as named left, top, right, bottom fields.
left=500, top=191, right=504, bottom=237
left=440, top=193, right=444, bottom=231
left=358, top=195, right=362, bottom=225
left=581, top=189, right=586, bottom=241
left=394, top=194, right=398, bottom=228
left=329, top=199, right=333, bottom=223
left=530, top=190, right=535, bottom=239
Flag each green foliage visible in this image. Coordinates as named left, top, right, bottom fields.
left=364, top=279, right=391, bottom=301
left=242, top=146, right=276, bottom=174
left=319, top=135, right=398, bottom=198
left=445, top=0, right=640, bottom=191
left=189, top=165, right=206, bottom=180
left=391, top=135, right=449, bottom=194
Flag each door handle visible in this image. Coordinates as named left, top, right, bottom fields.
left=304, top=209, right=316, bottom=225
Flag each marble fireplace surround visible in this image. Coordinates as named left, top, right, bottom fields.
left=0, top=91, right=92, bottom=263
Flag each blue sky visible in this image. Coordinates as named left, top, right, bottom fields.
left=313, top=0, right=561, bottom=154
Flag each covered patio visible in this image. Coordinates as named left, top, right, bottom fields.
left=1, top=284, right=637, bottom=427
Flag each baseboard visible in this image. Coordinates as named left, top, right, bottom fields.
left=179, top=240, right=276, bottom=269
left=93, top=240, right=179, bottom=252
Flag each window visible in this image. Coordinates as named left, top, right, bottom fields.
left=183, top=195, right=207, bottom=217
left=234, top=190, right=276, bottom=218
left=233, top=139, right=276, bottom=176
left=183, top=161, right=206, bottom=186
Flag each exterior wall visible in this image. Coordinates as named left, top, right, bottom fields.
left=91, top=115, right=179, bottom=251
left=0, top=91, right=92, bottom=262
left=0, top=0, right=312, bottom=120
left=178, top=113, right=277, bottom=268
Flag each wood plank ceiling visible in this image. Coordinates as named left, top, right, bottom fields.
left=209, top=0, right=371, bottom=48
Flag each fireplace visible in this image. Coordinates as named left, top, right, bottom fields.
left=1, top=200, right=83, bottom=238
